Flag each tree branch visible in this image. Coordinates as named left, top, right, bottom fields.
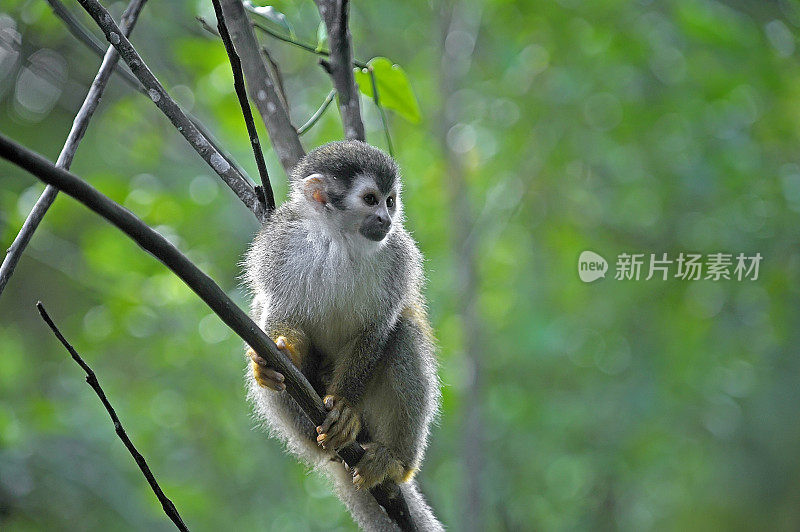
left=368, top=66, right=394, bottom=157
left=0, top=0, right=148, bottom=299
left=218, top=0, right=306, bottom=175
left=195, top=18, right=291, bottom=147
left=44, top=0, right=141, bottom=88
left=212, top=0, right=275, bottom=212
left=46, top=1, right=250, bottom=185
left=36, top=302, right=189, bottom=532
left=75, top=0, right=267, bottom=221
left=0, top=134, right=415, bottom=531
left=297, top=89, right=335, bottom=135
left=314, top=0, right=365, bottom=140
left=260, top=46, right=290, bottom=113
left=250, top=19, right=367, bottom=68
left=196, top=15, right=220, bottom=37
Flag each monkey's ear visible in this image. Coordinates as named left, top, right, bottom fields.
left=302, top=173, right=329, bottom=209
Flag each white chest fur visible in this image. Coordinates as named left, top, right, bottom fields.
left=264, top=221, right=393, bottom=355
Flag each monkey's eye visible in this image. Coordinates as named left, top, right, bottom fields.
left=363, top=193, right=378, bottom=206
left=386, top=196, right=395, bottom=208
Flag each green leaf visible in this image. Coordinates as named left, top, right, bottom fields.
left=243, top=2, right=295, bottom=39
left=316, top=22, right=328, bottom=53
left=355, top=57, right=421, bottom=124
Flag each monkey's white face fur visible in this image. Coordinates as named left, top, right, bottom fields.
left=291, top=172, right=403, bottom=252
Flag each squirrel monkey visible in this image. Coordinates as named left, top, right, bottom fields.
left=243, top=141, right=442, bottom=531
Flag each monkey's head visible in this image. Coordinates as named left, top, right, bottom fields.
left=290, top=140, right=402, bottom=243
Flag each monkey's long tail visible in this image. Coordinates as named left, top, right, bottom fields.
left=324, top=460, right=444, bottom=532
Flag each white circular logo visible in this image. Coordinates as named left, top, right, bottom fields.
left=578, top=250, right=608, bottom=283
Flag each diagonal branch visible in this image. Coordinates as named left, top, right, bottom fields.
left=260, top=46, right=290, bottom=113
left=250, top=19, right=367, bottom=68
left=36, top=302, right=189, bottom=532
left=0, top=134, right=415, bottom=531
left=44, top=0, right=140, bottom=88
left=368, top=66, right=394, bottom=157
left=47, top=0, right=249, bottom=184
left=212, top=0, right=275, bottom=212
left=75, top=0, right=267, bottom=221
left=314, top=0, right=365, bottom=141
left=297, top=89, right=336, bottom=135
left=218, top=0, right=306, bottom=175
left=0, top=0, right=147, bottom=299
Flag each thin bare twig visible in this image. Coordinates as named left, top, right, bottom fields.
left=260, top=46, right=289, bottom=112
left=249, top=16, right=400, bottom=151
left=249, top=18, right=397, bottom=150
left=196, top=15, right=220, bottom=37
left=297, top=89, right=335, bottom=135
left=36, top=302, right=189, bottom=532
left=46, top=0, right=102, bottom=55
left=368, top=67, right=394, bottom=157
left=44, top=0, right=142, bottom=87
left=0, top=135, right=415, bottom=530
left=212, top=0, right=275, bottom=212
left=0, top=0, right=148, bottom=299
left=45, top=3, right=249, bottom=183
left=314, top=0, right=365, bottom=140
left=250, top=19, right=368, bottom=68
left=218, top=0, right=306, bottom=174
left=210, top=12, right=392, bottom=155
left=75, top=0, right=266, bottom=221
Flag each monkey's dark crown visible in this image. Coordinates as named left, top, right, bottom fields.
left=291, top=140, right=399, bottom=194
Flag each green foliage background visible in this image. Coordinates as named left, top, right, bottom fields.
left=1, top=0, right=800, bottom=530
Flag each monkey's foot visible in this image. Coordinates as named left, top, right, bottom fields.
left=316, top=395, right=361, bottom=451
left=352, top=443, right=406, bottom=490
left=247, top=346, right=285, bottom=391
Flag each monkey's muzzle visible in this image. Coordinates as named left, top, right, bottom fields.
left=359, top=215, right=391, bottom=241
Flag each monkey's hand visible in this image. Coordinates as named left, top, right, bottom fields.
left=351, top=442, right=409, bottom=490
left=247, top=335, right=298, bottom=391
left=316, top=395, right=361, bottom=450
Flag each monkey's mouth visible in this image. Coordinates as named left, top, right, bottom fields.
left=359, top=224, right=390, bottom=241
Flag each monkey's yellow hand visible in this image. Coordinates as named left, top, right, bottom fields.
left=316, top=395, right=361, bottom=451
left=247, top=336, right=298, bottom=391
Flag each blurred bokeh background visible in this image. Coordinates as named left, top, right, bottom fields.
left=2, top=0, right=800, bottom=530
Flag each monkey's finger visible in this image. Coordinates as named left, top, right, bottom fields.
left=248, top=350, right=266, bottom=365
left=258, top=367, right=285, bottom=383
left=250, top=354, right=283, bottom=380
left=323, top=395, right=336, bottom=410
left=250, top=360, right=284, bottom=381
left=252, top=362, right=286, bottom=391
left=317, top=408, right=340, bottom=434
left=255, top=373, right=286, bottom=391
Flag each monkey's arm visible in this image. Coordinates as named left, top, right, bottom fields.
left=329, top=325, right=392, bottom=401
left=315, top=320, right=393, bottom=451
left=351, top=305, right=438, bottom=489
